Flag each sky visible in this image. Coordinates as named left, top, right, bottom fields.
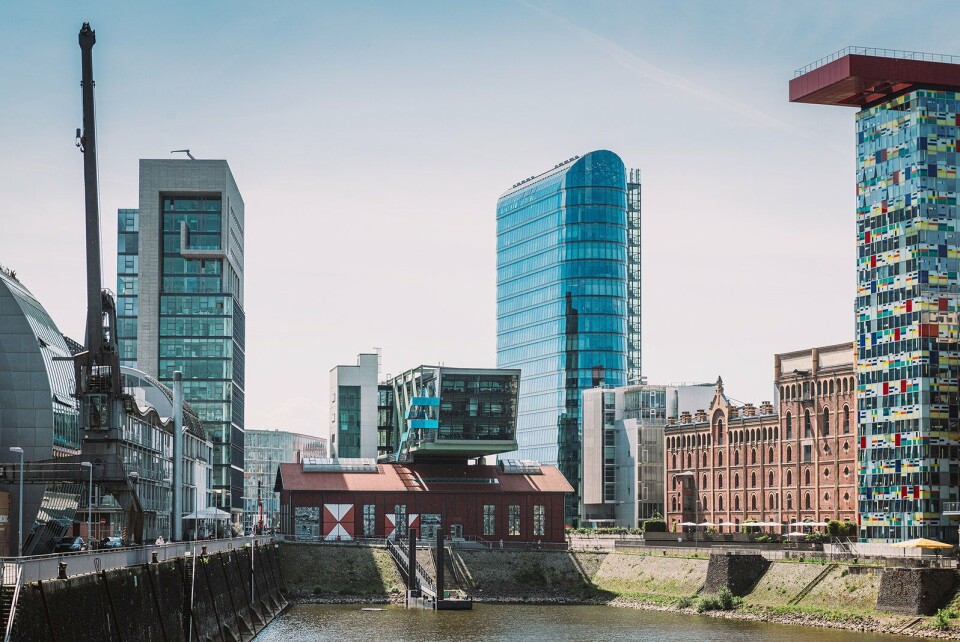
left=2, top=1, right=959, bottom=437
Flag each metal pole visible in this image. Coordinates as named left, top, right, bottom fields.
left=10, top=448, right=23, bottom=558
left=172, top=371, right=183, bottom=541
left=81, top=462, right=92, bottom=550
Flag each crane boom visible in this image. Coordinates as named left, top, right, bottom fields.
left=74, top=22, right=123, bottom=428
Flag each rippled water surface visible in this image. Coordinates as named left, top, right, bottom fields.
left=258, top=604, right=926, bottom=641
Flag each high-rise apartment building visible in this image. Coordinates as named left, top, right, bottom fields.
left=117, top=159, right=246, bottom=520
left=792, top=50, right=960, bottom=541
left=496, top=150, right=640, bottom=523
left=329, top=353, right=379, bottom=459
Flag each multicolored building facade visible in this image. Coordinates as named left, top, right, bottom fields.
left=792, top=49, right=960, bottom=541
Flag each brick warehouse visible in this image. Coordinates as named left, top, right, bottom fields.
left=665, top=343, right=856, bottom=531
left=275, top=459, right=573, bottom=543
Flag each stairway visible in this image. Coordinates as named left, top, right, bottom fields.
left=787, top=563, right=838, bottom=605
left=0, top=562, right=22, bottom=642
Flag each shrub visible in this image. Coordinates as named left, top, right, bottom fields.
left=675, top=595, right=694, bottom=609
left=826, top=520, right=843, bottom=537
left=755, top=535, right=771, bottom=543
left=842, top=521, right=857, bottom=537
left=696, top=587, right=741, bottom=612
left=642, top=512, right=667, bottom=533
left=312, top=585, right=323, bottom=595
left=936, top=608, right=952, bottom=630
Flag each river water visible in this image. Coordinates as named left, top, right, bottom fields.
left=257, top=604, right=924, bottom=641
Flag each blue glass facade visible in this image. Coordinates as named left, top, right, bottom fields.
left=855, top=89, right=960, bottom=542
left=496, top=150, right=633, bottom=523
left=117, top=208, right=139, bottom=369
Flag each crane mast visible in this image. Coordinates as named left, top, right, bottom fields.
left=74, top=22, right=123, bottom=430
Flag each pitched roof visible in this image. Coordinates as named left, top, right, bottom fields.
left=275, top=462, right=573, bottom=495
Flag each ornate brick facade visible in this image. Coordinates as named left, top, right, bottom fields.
left=664, top=343, right=856, bottom=532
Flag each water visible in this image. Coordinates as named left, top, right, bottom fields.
left=257, top=604, right=924, bottom=641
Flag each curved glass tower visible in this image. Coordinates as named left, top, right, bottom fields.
left=496, top=150, right=638, bottom=523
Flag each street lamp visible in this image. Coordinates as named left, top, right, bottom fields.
left=9, top=447, right=23, bottom=557
left=675, top=470, right=697, bottom=547
left=80, top=462, right=92, bottom=550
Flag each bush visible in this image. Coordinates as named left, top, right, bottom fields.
left=842, top=521, right=857, bottom=537
left=312, top=585, right=323, bottom=595
left=642, top=511, right=667, bottom=533
left=696, top=587, right=741, bottom=612
left=826, top=520, right=843, bottom=537
left=675, top=595, right=694, bottom=609
left=935, top=608, right=953, bottom=630
left=755, top=535, right=771, bottom=543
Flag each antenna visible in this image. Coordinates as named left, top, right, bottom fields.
left=170, top=149, right=196, bottom=160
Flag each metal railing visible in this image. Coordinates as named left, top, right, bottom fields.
left=2, top=563, right=22, bottom=642
left=794, top=46, right=960, bottom=77
left=942, top=501, right=960, bottom=514
left=3, top=536, right=272, bottom=584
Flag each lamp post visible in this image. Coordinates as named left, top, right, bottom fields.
left=675, top=470, right=697, bottom=547
left=80, top=462, right=93, bottom=550
left=9, top=447, right=24, bottom=558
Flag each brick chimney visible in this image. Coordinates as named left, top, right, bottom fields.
left=743, top=403, right=757, bottom=417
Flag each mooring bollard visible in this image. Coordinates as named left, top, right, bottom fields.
left=58, top=562, right=67, bottom=580
left=152, top=551, right=159, bottom=564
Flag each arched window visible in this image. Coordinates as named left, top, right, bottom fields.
left=750, top=472, right=756, bottom=488
left=822, top=408, right=830, bottom=436
left=786, top=494, right=793, bottom=510
left=687, top=454, right=692, bottom=468
left=716, top=418, right=724, bottom=445
left=768, top=447, right=774, bottom=463
left=804, top=410, right=812, bottom=438
left=734, top=450, right=740, bottom=466
left=718, top=473, right=724, bottom=489
left=786, top=446, right=792, bottom=463
left=702, top=452, right=707, bottom=467
left=804, top=493, right=811, bottom=509
left=718, top=451, right=724, bottom=467
left=816, top=381, right=822, bottom=396
left=718, top=495, right=724, bottom=511
left=804, top=469, right=811, bottom=485
left=803, top=382, right=809, bottom=398
left=751, top=494, right=757, bottom=510
left=831, top=380, right=836, bottom=394
left=787, top=470, right=793, bottom=486
left=791, top=384, right=797, bottom=398
left=672, top=454, right=677, bottom=469
left=768, top=471, right=774, bottom=486
left=734, top=495, right=741, bottom=511
left=734, top=473, right=740, bottom=489
left=786, top=412, right=792, bottom=439
left=779, top=386, right=785, bottom=400
left=843, top=406, right=850, bottom=434
left=842, top=378, right=847, bottom=394
left=769, top=493, right=775, bottom=509
left=702, top=474, right=708, bottom=488
left=750, top=449, right=757, bottom=465
left=701, top=495, right=708, bottom=511
left=671, top=496, right=677, bottom=511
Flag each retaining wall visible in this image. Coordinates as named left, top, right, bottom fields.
left=10, top=543, right=285, bottom=641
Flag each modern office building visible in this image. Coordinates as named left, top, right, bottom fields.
left=117, top=159, right=246, bottom=523
left=664, top=344, right=857, bottom=533
left=329, top=353, right=379, bottom=459
left=581, top=382, right=714, bottom=527
left=385, top=365, right=520, bottom=462
left=244, top=429, right=326, bottom=533
left=496, top=150, right=640, bottom=523
left=792, top=50, right=960, bottom=542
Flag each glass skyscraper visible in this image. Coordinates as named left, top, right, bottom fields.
left=117, top=159, right=246, bottom=522
left=792, top=50, right=960, bottom=542
left=496, top=150, right=640, bottom=523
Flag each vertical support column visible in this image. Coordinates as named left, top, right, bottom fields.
left=436, top=528, right=444, bottom=601
left=407, top=528, right=417, bottom=592
left=172, top=371, right=183, bottom=542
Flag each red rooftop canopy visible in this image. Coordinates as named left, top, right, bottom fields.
left=790, top=51, right=960, bottom=107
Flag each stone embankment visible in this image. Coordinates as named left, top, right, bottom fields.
left=279, top=542, right=960, bottom=638
left=11, top=543, right=286, bottom=641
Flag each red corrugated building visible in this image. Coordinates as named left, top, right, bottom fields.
left=275, top=460, right=572, bottom=543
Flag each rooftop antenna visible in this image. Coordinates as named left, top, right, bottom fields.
left=170, top=149, right=196, bottom=160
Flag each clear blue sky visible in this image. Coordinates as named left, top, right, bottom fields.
left=2, top=1, right=958, bottom=435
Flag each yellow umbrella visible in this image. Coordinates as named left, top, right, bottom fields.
left=890, top=538, right=954, bottom=549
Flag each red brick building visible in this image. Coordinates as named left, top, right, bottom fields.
left=275, top=459, right=572, bottom=543
left=664, top=343, right=856, bottom=532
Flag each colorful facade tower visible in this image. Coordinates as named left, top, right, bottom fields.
left=496, top=150, right=639, bottom=524
left=792, top=49, right=960, bottom=542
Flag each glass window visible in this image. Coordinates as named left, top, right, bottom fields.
left=394, top=504, right=407, bottom=537
left=533, top=505, right=545, bottom=537
left=363, top=504, right=376, bottom=537
left=508, top=505, right=520, bottom=536
left=483, top=505, right=496, bottom=536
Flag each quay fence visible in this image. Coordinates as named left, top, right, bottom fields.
left=2, top=535, right=274, bottom=584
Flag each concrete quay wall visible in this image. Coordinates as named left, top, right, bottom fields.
left=11, top=543, right=286, bottom=641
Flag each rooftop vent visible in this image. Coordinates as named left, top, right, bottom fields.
left=498, top=459, right=542, bottom=475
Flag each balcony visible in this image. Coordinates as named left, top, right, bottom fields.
left=942, top=502, right=960, bottom=515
